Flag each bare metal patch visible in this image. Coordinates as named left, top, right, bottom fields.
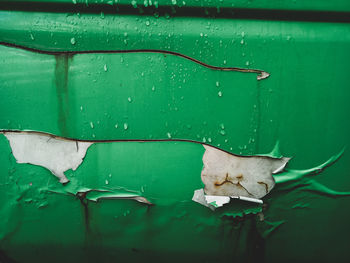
left=3, top=132, right=93, bottom=184
left=199, top=145, right=290, bottom=205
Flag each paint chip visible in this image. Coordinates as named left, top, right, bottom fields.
left=201, top=145, right=290, bottom=199
left=3, top=132, right=93, bottom=184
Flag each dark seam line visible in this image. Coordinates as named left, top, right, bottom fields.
left=0, top=42, right=269, bottom=80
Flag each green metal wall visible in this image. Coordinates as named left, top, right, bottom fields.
left=0, top=1, right=350, bottom=262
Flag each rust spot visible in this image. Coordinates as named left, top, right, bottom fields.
left=214, top=173, right=233, bottom=186
left=236, top=174, right=243, bottom=180
left=214, top=173, right=253, bottom=196
left=258, top=181, right=268, bottom=193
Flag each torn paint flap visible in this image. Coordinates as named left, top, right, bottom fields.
left=85, top=191, right=153, bottom=205
left=192, top=189, right=263, bottom=210
left=3, top=132, right=93, bottom=183
left=192, top=189, right=216, bottom=210
left=205, top=195, right=231, bottom=208
left=201, top=145, right=290, bottom=199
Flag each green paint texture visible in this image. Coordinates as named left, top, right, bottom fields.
left=0, top=5, right=350, bottom=263
left=1, top=0, right=350, bottom=12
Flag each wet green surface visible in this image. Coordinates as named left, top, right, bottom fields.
left=1, top=0, right=350, bottom=12
left=0, top=7, right=350, bottom=263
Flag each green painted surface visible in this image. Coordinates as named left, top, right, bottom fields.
left=1, top=0, right=350, bottom=12
left=0, top=7, right=350, bottom=263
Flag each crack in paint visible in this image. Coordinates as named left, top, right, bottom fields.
left=0, top=42, right=270, bottom=80
left=214, top=173, right=254, bottom=196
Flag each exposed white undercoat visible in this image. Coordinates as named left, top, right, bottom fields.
left=3, top=132, right=93, bottom=183
left=201, top=145, right=290, bottom=199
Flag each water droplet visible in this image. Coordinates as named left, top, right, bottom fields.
left=30, top=33, right=35, bottom=41
left=70, top=37, right=76, bottom=45
left=80, top=106, right=83, bottom=111
left=215, top=81, right=220, bottom=87
left=202, top=137, right=206, bottom=143
left=103, top=64, right=108, bottom=72
left=145, top=20, right=150, bottom=26
left=105, top=179, right=109, bottom=185
left=220, top=130, right=226, bottom=136
left=208, top=137, right=212, bottom=143
left=220, top=123, right=225, bottom=129
left=167, top=132, right=172, bottom=138
left=115, top=123, right=118, bottom=128
left=218, top=91, right=222, bottom=97
left=124, top=123, right=128, bottom=130
left=128, top=97, right=132, bottom=102
left=90, top=122, right=94, bottom=129
left=151, top=86, right=155, bottom=91
left=240, top=39, right=244, bottom=45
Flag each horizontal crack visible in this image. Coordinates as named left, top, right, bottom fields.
left=0, top=42, right=269, bottom=80
left=0, top=129, right=278, bottom=159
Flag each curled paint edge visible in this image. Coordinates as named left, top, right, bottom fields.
left=274, top=148, right=345, bottom=185
left=192, top=189, right=263, bottom=210
left=48, top=188, right=153, bottom=205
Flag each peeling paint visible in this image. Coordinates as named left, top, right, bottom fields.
left=273, top=149, right=350, bottom=197
left=201, top=145, right=290, bottom=199
left=3, top=132, right=93, bottom=183
left=83, top=190, right=153, bottom=205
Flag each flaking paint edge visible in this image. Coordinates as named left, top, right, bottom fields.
left=3, top=132, right=93, bottom=183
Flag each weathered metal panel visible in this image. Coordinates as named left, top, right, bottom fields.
left=0, top=4, right=350, bottom=263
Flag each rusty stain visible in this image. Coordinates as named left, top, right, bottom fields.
left=201, top=145, right=289, bottom=199
left=214, top=173, right=233, bottom=187
left=236, top=174, right=243, bottom=179
left=214, top=173, right=253, bottom=196
left=258, top=181, right=269, bottom=193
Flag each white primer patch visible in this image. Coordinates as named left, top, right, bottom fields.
left=3, top=132, right=93, bottom=183
left=192, top=188, right=216, bottom=210
left=201, top=145, right=290, bottom=199
left=192, top=189, right=263, bottom=210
